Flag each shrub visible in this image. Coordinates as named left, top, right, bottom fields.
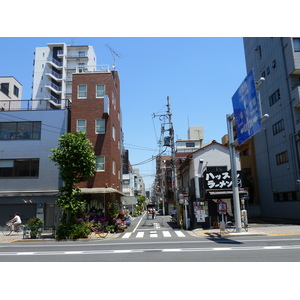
left=56, top=221, right=90, bottom=240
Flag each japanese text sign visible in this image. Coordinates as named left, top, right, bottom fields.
left=204, top=171, right=243, bottom=190
left=232, top=70, right=262, bottom=145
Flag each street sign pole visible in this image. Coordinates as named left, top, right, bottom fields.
left=227, top=113, right=242, bottom=233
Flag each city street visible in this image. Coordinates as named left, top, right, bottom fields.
left=1, top=212, right=300, bottom=262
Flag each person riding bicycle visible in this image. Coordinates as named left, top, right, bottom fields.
left=10, top=212, right=22, bottom=232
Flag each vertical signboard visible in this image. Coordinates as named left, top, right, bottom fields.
left=232, top=70, right=262, bottom=145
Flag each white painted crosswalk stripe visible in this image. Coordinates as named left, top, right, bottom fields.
left=121, top=230, right=186, bottom=239
left=162, top=231, right=172, bottom=237
left=174, top=231, right=186, bottom=237
left=122, top=232, right=132, bottom=238
left=136, top=232, right=144, bottom=238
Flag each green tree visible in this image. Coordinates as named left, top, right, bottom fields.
left=49, top=132, right=96, bottom=226
left=137, top=196, right=146, bottom=213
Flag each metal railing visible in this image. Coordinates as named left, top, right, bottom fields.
left=0, top=99, right=71, bottom=111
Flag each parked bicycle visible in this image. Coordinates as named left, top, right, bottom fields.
left=225, top=220, right=248, bottom=233
left=2, top=221, right=24, bottom=236
left=88, top=221, right=109, bottom=238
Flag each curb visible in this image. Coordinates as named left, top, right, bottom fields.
left=195, top=230, right=300, bottom=237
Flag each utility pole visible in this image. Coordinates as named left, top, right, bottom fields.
left=153, top=96, right=177, bottom=218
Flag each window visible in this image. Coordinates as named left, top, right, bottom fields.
left=274, top=191, right=299, bottom=202
left=78, top=85, right=87, bottom=98
left=96, top=84, right=105, bottom=98
left=186, top=142, right=195, bottom=147
left=273, top=119, right=284, bottom=135
left=269, top=89, right=281, bottom=106
left=95, top=119, right=105, bottom=134
left=112, top=160, right=116, bottom=175
left=13, top=85, right=19, bottom=97
left=76, top=120, right=86, bottom=132
left=78, top=63, right=86, bottom=72
left=96, top=156, right=105, bottom=171
left=0, top=121, right=41, bottom=140
left=0, top=159, right=39, bottom=178
left=0, top=83, right=9, bottom=96
left=207, top=166, right=227, bottom=172
left=78, top=51, right=86, bottom=57
left=276, top=151, right=288, bottom=165
left=112, top=125, right=116, bottom=141
left=293, top=38, right=300, bottom=52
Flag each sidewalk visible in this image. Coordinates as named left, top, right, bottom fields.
left=0, top=230, right=120, bottom=244
left=1, top=220, right=300, bottom=243
left=193, top=223, right=300, bottom=238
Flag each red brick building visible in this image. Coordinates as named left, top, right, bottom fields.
left=70, top=67, right=124, bottom=220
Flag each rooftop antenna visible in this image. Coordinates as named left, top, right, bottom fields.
left=106, top=44, right=121, bottom=69
left=70, top=38, right=75, bottom=46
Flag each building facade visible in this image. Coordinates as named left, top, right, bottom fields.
left=70, top=67, right=124, bottom=220
left=0, top=106, right=69, bottom=226
left=32, top=43, right=96, bottom=109
left=244, top=37, right=300, bottom=220
left=0, top=76, right=22, bottom=110
left=177, top=140, right=243, bottom=229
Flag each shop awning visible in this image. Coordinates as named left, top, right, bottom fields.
left=81, top=187, right=126, bottom=196
left=0, top=190, right=59, bottom=197
left=206, top=189, right=247, bottom=199
left=0, top=188, right=126, bottom=198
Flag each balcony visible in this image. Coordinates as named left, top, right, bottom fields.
left=46, top=57, right=63, bottom=69
left=45, top=69, right=63, bottom=81
left=67, top=53, right=88, bottom=60
left=75, top=65, right=111, bottom=73
left=45, top=82, right=62, bottom=94
left=292, top=85, right=300, bottom=108
left=57, top=50, right=64, bottom=57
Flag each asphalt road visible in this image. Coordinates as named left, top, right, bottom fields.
left=1, top=213, right=300, bottom=262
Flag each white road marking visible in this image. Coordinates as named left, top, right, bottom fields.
left=174, top=231, right=185, bottom=237
left=136, top=232, right=144, bottom=238
left=150, top=231, right=158, bottom=238
left=162, top=231, right=172, bottom=237
left=122, top=232, right=132, bottom=238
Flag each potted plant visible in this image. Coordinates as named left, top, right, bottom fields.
left=26, top=217, right=43, bottom=239
left=107, top=225, right=115, bottom=233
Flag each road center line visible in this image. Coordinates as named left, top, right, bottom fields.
left=132, top=212, right=146, bottom=233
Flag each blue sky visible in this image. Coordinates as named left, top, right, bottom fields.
left=0, top=37, right=247, bottom=189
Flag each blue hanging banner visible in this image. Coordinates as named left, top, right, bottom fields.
left=232, top=70, right=262, bottom=145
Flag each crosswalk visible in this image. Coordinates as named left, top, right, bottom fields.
left=121, top=230, right=187, bottom=239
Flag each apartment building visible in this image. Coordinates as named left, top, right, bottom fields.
left=0, top=42, right=127, bottom=226
left=70, top=67, right=125, bottom=220
left=243, top=37, right=300, bottom=219
left=32, top=43, right=96, bottom=109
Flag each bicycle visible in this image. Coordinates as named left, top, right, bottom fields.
left=88, top=221, right=109, bottom=238
left=225, top=220, right=248, bottom=233
left=2, top=221, right=25, bottom=236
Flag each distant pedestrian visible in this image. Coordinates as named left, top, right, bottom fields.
left=152, top=209, right=155, bottom=219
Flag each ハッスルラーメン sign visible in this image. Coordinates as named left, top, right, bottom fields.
left=232, top=70, right=262, bottom=145
left=204, top=171, right=243, bottom=189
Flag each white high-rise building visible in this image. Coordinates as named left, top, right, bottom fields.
left=32, top=43, right=97, bottom=109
